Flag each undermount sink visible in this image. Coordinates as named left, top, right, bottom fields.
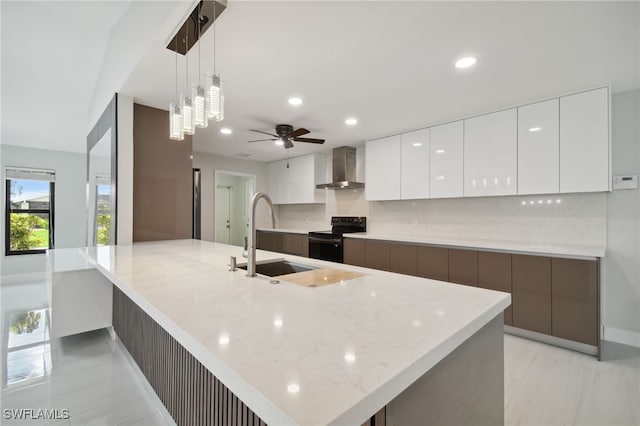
left=238, top=259, right=318, bottom=277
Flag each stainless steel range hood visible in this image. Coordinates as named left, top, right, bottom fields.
left=316, top=146, right=365, bottom=190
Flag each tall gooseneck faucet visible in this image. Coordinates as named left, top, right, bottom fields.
left=247, top=192, right=276, bottom=277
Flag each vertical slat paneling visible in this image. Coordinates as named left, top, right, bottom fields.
left=112, top=286, right=269, bottom=426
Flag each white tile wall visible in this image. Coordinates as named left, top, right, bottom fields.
left=279, top=190, right=607, bottom=247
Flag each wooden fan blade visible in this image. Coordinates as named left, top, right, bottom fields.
left=284, top=139, right=294, bottom=149
left=287, top=128, right=310, bottom=138
left=249, top=129, right=278, bottom=137
left=246, top=138, right=276, bottom=143
left=293, top=137, right=325, bottom=144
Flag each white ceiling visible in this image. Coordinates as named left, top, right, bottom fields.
left=2, top=1, right=639, bottom=160
left=1, top=1, right=133, bottom=153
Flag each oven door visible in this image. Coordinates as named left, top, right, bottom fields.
left=308, top=234, right=343, bottom=263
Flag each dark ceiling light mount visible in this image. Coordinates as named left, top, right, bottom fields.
left=167, top=0, right=226, bottom=55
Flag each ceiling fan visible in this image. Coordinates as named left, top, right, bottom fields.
left=247, top=124, right=325, bottom=149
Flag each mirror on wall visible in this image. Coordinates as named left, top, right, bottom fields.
left=87, top=130, right=114, bottom=246
left=86, top=95, right=117, bottom=246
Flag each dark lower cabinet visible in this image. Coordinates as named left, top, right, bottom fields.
left=448, top=249, right=478, bottom=286
left=344, top=238, right=366, bottom=267
left=416, top=246, right=449, bottom=281
left=282, top=233, right=308, bottom=257
left=256, top=230, right=283, bottom=252
left=551, top=258, right=599, bottom=346
left=389, top=243, right=417, bottom=276
left=512, top=255, right=552, bottom=335
left=478, top=252, right=512, bottom=325
left=365, top=241, right=391, bottom=271
left=260, top=232, right=600, bottom=350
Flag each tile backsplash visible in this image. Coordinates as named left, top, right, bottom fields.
left=277, top=189, right=607, bottom=247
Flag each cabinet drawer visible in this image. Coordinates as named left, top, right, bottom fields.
left=448, top=249, right=478, bottom=286
left=389, top=243, right=417, bottom=276
left=282, top=233, right=308, bottom=257
left=478, top=252, right=512, bottom=325
left=512, top=255, right=551, bottom=335
left=344, top=239, right=366, bottom=267
left=416, top=246, right=448, bottom=281
left=365, top=241, right=391, bottom=271
left=551, top=258, right=599, bottom=346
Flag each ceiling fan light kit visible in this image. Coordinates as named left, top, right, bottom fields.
left=247, top=124, right=326, bottom=149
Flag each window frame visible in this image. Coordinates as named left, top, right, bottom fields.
left=5, top=178, right=55, bottom=256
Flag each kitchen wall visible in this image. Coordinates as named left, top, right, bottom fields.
left=278, top=90, right=640, bottom=346
left=278, top=148, right=607, bottom=247
left=133, top=104, right=193, bottom=242
left=192, top=152, right=272, bottom=243
left=602, top=89, right=640, bottom=346
left=0, top=145, right=87, bottom=277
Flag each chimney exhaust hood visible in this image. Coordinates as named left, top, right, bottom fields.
left=316, top=146, right=365, bottom=190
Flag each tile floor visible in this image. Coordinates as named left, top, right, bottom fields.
left=1, top=274, right=639, bottom=426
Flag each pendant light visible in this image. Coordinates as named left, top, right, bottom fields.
left=192, top=8, right=208, bottom=128
left=169, top=38, right=184, bottom=141
left=206, top=1, right=224, bottom=121
left=181, top=19, right=196, bottom=136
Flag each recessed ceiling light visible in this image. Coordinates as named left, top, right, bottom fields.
left=436, top=149, right=445, bottom=154
left=455, top=56, right=477, bottom=69
left=220, top=127, right=232, bottom=135
left=528, top=127, right=541, bottom=132
left=412, top=142, right=422, bottom=147
left=275, top=139, right=284, bottom=146
left=288, top=97, right=303, bottom=106
left=344, top=353, right=356, bottom=363
left=287, top=384, right=300, bottom=394
left=345, top=117, right=358, bottom=126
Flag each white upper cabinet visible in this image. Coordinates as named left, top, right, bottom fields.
left=267, top=159, right=289, bottom=204
left=267, top=154, right=326, bottom=204
left=464, top=109, right=518, bottom=197
left=559, top=87, right=609, bottom=193
left=518, top=99, right=560, bottom=195
left=289, top=154, right=326, bottom=204
left=430, top=121, right=463, bottom=198
left=400, top=129, right=430, bottom=199
left=365, top=135, right=401, bottom=201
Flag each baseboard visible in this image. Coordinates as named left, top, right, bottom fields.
left=603, top=326, right=640, bottom=348
left=504, top=325, right=598, bottom=356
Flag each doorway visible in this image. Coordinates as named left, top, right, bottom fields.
left=214, top=171, right=255, bottom=247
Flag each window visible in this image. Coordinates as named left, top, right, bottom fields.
left=5, top=168, right=55, bottom=255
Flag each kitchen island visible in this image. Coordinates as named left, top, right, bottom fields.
left=88, top=239, right=510, bottom=426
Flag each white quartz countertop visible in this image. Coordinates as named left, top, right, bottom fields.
left=344, top=233, right=605, bottom=259
left=88, top=240, right=510, bottom=426
left=257, top=227, right=323, bottom=235
left=47, top=247, right=96, bottom=272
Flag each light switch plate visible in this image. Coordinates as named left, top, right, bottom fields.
left=612, top=175, right=638, bottom=190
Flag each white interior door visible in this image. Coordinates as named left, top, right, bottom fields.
left=215, top=186, right=231, bottom=244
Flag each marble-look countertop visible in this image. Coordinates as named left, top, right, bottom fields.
left=344, top=233, right=605, bottom=260
left=47, top=247, right=96, bottom=272
left=88, top=240, right=510, bottom=426
left=257, top=227, right=326, bottom=235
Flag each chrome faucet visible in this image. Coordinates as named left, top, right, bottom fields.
left=247, top=192, right=276, bottom=277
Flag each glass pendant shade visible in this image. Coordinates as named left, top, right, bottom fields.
left=169, top=102, right=184, bottom=141
left=217, top=94, right=225, bottom=121
left=181, top=94, right=195, bottom=135
left=206, top=74, right=223, bottom=121
left=192, top=83, right=208, bottom=128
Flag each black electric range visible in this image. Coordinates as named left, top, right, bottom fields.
left=308, top=216, right=366, bottom=263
